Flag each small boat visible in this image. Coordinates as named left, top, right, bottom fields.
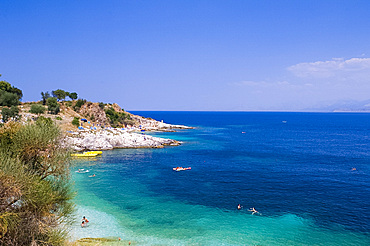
left=173, top=167, right=191, bottom=171
left=71, top=152, right=98, bottom=157
left=84, top=151, right=103, bottom=155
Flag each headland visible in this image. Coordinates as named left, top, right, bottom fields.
left=18, top=100, right=192, bottom=151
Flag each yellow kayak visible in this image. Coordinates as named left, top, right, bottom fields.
left=84, top=151, right=102, bottom=155
left=71, top=153, right=98, bottom=157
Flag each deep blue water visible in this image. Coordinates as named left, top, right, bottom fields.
left=72, top=112, right=370, bottom=245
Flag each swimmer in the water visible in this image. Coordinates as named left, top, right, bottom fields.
left=237, top=204, right=242, bottom=210
left=248, top=207, right=259, bottom=215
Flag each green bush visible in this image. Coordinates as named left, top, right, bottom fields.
left=0, top=91, right=19, bottom=107
left=56, top=116, right=62, bottom=120
left=0, top=120, right=74, bottom=245
left=65, top=101, right=73, bottom=107
left=29, top=104, right=46, bottom=115
left=72, top=117, right=80, bottom=127
left=2, top=106, right=20, bottom=122
left=105, top=107, right=134, bottom=127
left=73, top=99, right=86, bottom=111
left=99, top=102, right=105, bottom=109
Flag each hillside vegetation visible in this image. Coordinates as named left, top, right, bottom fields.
left=16, top=100, right=139, bottom=132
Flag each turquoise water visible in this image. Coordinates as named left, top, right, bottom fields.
left=71, top=112, right=370, bottom=245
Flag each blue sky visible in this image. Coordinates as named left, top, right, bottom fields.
left=1, top=0, right=370, bottom=111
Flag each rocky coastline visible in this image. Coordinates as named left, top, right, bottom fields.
left=66, top=120, right=192, bottom=151
left=17, top=102, right=193, bottom=151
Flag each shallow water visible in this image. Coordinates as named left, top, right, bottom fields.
left=71, top=112, right=370, bottom=245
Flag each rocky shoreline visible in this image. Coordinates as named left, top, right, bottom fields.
left=18, top=102, right=193, bottom=151
left=66, top=121, right=193, bottom=151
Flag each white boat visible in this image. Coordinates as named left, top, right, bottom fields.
left=173, top=167, right=191, bottom=171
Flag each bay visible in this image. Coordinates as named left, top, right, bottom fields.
left=71, top=112, right=370, bottom=245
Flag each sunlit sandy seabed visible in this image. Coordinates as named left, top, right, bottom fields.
left=70, top=156, right=369, bottom=246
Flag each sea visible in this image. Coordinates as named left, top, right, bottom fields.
left=70, top=112, right=370, bottom=245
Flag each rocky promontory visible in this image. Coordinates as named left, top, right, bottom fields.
left=18, top=100, right=193, bottom=151
left=67, top=128, right=180, bottom=151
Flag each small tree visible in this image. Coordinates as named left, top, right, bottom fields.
left=46, top=97, right=60, bottom=115
left=29, top=104, right=46, bottom=115
left=52, top=89, right=67, bottom=101
left=41, top=91, right=50, bottom=105
left=0, top=80, right=22, bottom=101
left=0, top=91, right=19, bottom=107
left=68, top=92, right=78, bottom=100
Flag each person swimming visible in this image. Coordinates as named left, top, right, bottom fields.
left=248, top=207, right=259, bottom=215
left=82, top=216, right=89, bottom=224
left=237, top=204, right=242, bottom=210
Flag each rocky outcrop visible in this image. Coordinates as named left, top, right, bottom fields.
left=67, top=129, right=180, bottom=151
left=128, top=113, right=192, bottom=130
left=19, top=101, right=192, bottom=150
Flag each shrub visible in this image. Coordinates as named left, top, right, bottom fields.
left=0, top=120, right=74, bottom=245
left=73, top=99, right=86, bottom=111
left=65, top=101, right=73, bottom=107
left=99, top=102, right=105, bottom=109
left=56, top=116, right=62, bottom=120
left=72, top=117, right=80, bottom=127
left=29, top=104, right=46, bottom=115
left=0, top=91, right=19, bottom=107
left=105, top=107, right=134, bottom=127
left=36, top=116, right=53, bottom=126
left=2, top=106, right=20, bottom=122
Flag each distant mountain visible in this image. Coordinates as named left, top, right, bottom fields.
left=306, top=99, right=370, bottom=112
